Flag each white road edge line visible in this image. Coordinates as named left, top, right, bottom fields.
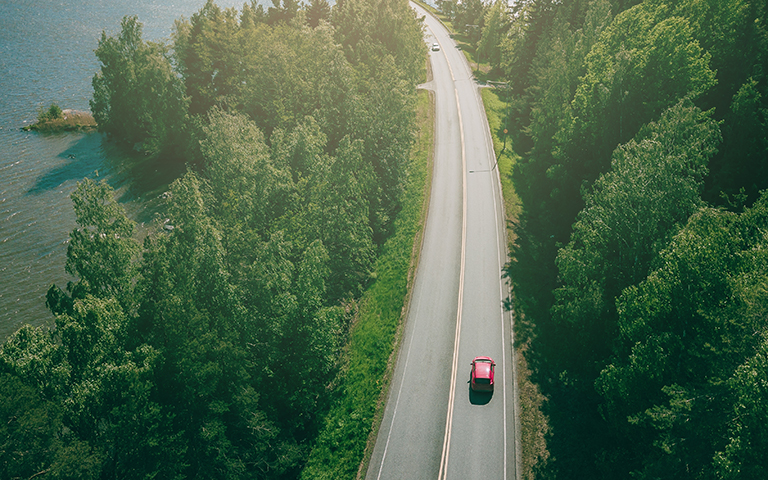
left=492, top=135, right=508, bottom=480
left=476, top=69, right=510, bottom=479
left=437, top=86, right=467, bottom=480
left=375, top=281, right=424, bottom=480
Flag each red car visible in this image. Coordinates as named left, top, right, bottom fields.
left=470, top=356, right=496, bottom=392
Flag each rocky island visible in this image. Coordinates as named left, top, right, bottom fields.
left=22, top=103, right=97, bottom=132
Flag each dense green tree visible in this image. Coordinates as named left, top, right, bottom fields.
left=237, top=20, right=357, bottom=145
left=561, top=1, right=716, bottom=187
left=55, top=179, right=140, bottom=310
left=172, top=1, right=241, bottom=116
left=710, top=77, right=768, bottom=205
left=136, top=171, right=283, bottom=478
left=5, top=179, right=190, bottom=478
left=0, top=372, right=102, bottom=480
left=268, top=0, right=302, bottom=25
left=453, top=0, right=486, bottom=43
left=674, top=0, right=763, bottom=113
left=507, top=0, right=717, bottom=361
left=306, top=0, right=331, bottom=28
left=529, top=98, right=719, bottom=479
left=551, top=99, right=720, bottom=374
left=715, top=335, right=768, bottom=479
left=0, top=325, right=69, bottom=400
left=436, top=0, right=458, bottom=21
left=500, top=0, right=768, bottom=478
left=331, top=0, right=424, bottom=85
left=200, top=107, right=294, bottom=239
left=506, top=0, right=612, bottom=350
left=477, top=0, right=511, bottom=70
left=306, top=0, right=330, bottom=28
left=295, top=132, right=375, bottom=300
left=91, top=15, right=188, bottom=156
left=596, top=192, right=768, bottom=478
left=265, top=239, right=345, bottom=444
left=500, top=0, right=558, bottom=98
left=351, top=53, right=417, bottom=244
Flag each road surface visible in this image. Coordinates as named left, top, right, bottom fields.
left=365, top=4, right=518, bottom=480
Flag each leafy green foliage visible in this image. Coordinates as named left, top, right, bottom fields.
left=0, top=372, right=102, bottom=480
left=492, top=0, right=768, bottom=476
left=596, top=193, right=768, bottom=478
left=61, top=178, right=140, bottom=307
left=452, top=0, right=486, bottom=43
left=306, top=0, right=331, bottom=28
left=172, top=1, right=242, bottom=116
left=91, top=16, right=188, bottom=157
left=715, top=335, right=768, bottom=480
left=7, top=0, right=426, bottom=478
left=477, top=0, right=511, bottom=69
left=551, top=100, right=720, bottom=373
left=36, top=103, right=63, bottom=123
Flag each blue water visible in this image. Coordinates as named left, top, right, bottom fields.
left=0, top=0, right=253, bottom=339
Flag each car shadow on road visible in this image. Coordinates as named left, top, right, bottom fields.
left=467, top=382, right=493, bottom=405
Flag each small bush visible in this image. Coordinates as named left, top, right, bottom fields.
left=37, top=103, right=63, bottom=122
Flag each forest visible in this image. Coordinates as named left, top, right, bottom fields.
left=436, top=0, right=768, bottom=477
left=0, top=0, right=424, bottom=478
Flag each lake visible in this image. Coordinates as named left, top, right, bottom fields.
left=0, top=0, right=255, bottom=339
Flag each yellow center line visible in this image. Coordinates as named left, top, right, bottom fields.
left=437, top=84, right=467, bottom=480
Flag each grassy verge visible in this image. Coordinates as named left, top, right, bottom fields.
left=480, top=88, right=521, bottom=227
left=482, top=87, right=550, bottom=480
left=300, top=88, right=434, bottom=480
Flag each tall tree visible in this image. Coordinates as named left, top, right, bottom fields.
left=561, top=0, right=717, bottom=190
left=453, top=0, right=486, bottom=43
left=551, top=99, right=721, bottom=374
left=0, top=372, right=102, bottom=480
left=597, top=192, right=768, bottom=478
left=716, top=335, right=768, bottom=480
left=331, top=0, right=424, bottom=85
left=199, top=107, right=293, bottom=240
left=91, top=16, right=188, bottom=156
left=478, top=0, right=511, bottom=70
left=52, top=179, right=140, bottom=311
left=136, top=171, right=284, bottom=478
left=172, top=1, right=241, bottom=116
left=506, top=0, right=612, bottom=351
left=306, top=0, right=331, bottom=28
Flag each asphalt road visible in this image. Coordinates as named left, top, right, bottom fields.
left=365, top=5, right=518, bottom=480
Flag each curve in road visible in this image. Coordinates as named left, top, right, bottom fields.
left=366, top=4, right=518, bottom=480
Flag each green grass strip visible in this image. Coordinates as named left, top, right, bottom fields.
left=301, top=89, right=434, bottom=480
left=480, top=88, right=521, bottom=220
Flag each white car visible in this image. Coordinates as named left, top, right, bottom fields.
left=431, top=43, right=440, bottom=51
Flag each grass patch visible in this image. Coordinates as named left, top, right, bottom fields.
left=480, top=88, right=521, bottom=225
left=300, top=89, right=434, bottom=480
left=481, top=87, right=550, bottom=480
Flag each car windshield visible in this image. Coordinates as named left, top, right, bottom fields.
left=476, top=378, right=491, bottom=384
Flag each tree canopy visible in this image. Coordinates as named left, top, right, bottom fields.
left=4, top=0, right=425, bottom=478
left=474, top=0, right=768, bottom=476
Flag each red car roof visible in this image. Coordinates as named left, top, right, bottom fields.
left=473, top=356, right=494, bottom=379
left=475, top=361, right=493, bottom=379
